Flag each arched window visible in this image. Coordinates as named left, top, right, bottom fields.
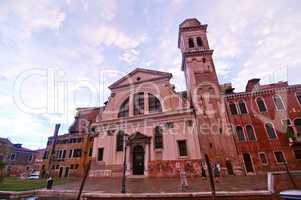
left=118, top=98, right=129, bottom=118
left=116, top=131, right=124, bottom=151
left=294, top=119, right=301, bottom=136
left=273, top=95, right=285, bottom=111
left=229, top=103, right=238, bottom=115
left=154, top=126, right=163, bottom=149
left=134, top=92, right=144, bottom=115
left=265, top=123, right=277, bottom=139
left=148, top=94, right=162, bottom=113
left=196, top=37, right=203, bottom=47
left=296, top=92, right=301, bottom=105
left=239, top=100, right=248, bottom=114
left=236, top=126, right=245, bottom=141
left=256, top=97, right=267, bottom=112
left=246, top=125, right=256, bottom=141
left=188, top=38, right=194, bottom=48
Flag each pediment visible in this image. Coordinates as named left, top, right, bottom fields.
left=108, top=68, right=172, bottom=89
left=128, top=132, right=151, bottom=145
left=129, top=132, right=150, bottom=140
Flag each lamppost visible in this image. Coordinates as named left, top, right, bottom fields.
left=121, top=133, right=129, bottom=193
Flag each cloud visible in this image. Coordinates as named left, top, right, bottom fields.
left=205, top=0, right=301, bottom=91
left=119, top=49, right=140, bottom=64
left=81, top=25, right=147, bottom=49
left=0, top=0, right=66, bottom=40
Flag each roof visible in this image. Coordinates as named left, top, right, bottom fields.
left=0, top=137, right=34, bottom=152
left=108, top=68, right=172, bottom=90
left=69, top=107, right=102, bottom=134
left=179, top=18, right=201, bottom=28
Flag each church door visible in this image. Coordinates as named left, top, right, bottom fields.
left=133, top=145, right=144, bottom=175
left=226, top=160, right=234, bottom=175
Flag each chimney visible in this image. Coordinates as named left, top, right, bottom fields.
left=53, top=124, right=61, bottom=137
left=14, top=143, right=22, bottom=148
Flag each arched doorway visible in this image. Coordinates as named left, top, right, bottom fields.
left=132, top=145, right=145, bottom=175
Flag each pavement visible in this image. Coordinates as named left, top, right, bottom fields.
left=53, top=175, right=267, bottom=193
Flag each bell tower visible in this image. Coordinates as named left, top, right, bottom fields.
left=178, top=18, right=243, bottom=175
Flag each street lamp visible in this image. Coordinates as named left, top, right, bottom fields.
left=121, top=133, right=129, bottom=193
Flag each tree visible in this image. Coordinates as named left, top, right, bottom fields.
left=0, top=142, right=10, bottom=181
left=0, top=160, right=6, bottom=182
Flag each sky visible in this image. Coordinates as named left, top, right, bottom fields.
left=0, top=0, right=301, bottom=149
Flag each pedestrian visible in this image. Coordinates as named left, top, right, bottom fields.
left=46, top=177, right=53, bottom=189
left=213, top=164, right=220, bottom=183
left=179, top=167, right=188, bottom=192
left=201, top=165, right=207, bottom=180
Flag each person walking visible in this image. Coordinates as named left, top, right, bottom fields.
left=213, top=164, right=221, bottom=183
left=201, top=165, right=207, bottom=180
left=179, top=167, right=188, bottom=192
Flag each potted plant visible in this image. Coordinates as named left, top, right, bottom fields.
left=284, top=129, right=295, bottom=143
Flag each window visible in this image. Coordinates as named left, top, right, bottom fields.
left=118, top=97, right=129, bottom=118
left=273, top=95, right=285, bottom=111
left=134, top=92, right=144, bottom=115
left=188, top=38, right=194, bottom=48
left=294, top=119, right=301, bottom=136
left=98, top=148, right=104, bottom=161
left=265, top=123, right=277, bottom=139
left=239, top=100, right=248, bottom=114
left=148, top=94, right=162, bottom=113
left=56, top=165, right=59, bottom=169
left=116, top=131, right=124, bottom=151
left=154, top=126, right=163, bottom=149
left=70, top=164, right=74, bottom=169
left=62, top=150, right=66, bottom=159
left=236, top=126, right=245, bottom=141
left=229, top=103, right=238, bottom=115
left=75, top=164, right=79, bottom=169
left=73, top=149, right=82, bottom=158
left=69, top=150, right=73, bottom=158
left=165, top=122, right=174, bottom=128
left=274, top=151, right=286, bottom=163
left=294, top=150, right=301, bottom=159
left=89, top=148, right=93, bottom=157
left=256, top=97, right=267, bottom=112
left=196, top=37, right=203, bottom=47
left=10, top=153, right=16, bottom=160
left=186, top=120, right=193, bottom=127
left=177, top=140, right=188, bottom=156
left=59, top=150, right=62, bottom=158
left=246, top=125, right=256, bottom=141
left=27, top=154, right=33, bottom=161
left=259, top=153, right=268, bottom=165
left=43, top=151, right=48, bottom=159
left=296, top=92, right=301, bottom=105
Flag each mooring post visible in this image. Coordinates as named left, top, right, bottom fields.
left=205, top=154, right=216, bottom=200
left=77, top=160, right=91, bottom=200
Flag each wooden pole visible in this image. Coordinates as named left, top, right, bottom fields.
left=77, top=160, right=91, bottom=200
left=205, top=154, right=216, bottom=200
left=48, top=124, right=60, bottom=178
left=284, top=161, right=298, bottom=189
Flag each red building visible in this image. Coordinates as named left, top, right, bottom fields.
left=224, top=79, right=301, bottom=174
